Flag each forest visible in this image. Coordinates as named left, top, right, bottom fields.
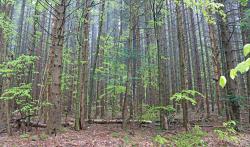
left=0, top=0, right=250, bottom=146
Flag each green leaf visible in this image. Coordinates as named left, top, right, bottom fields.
left=230, top=69, right=237, bottom=80
left=243, top=44, right=250, bottom=57
left=219, top=76, right=227, bottom=88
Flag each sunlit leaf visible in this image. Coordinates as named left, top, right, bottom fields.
left=219, top=76, right=227, bottom=88
left=243, top=44, right=250, bottom=57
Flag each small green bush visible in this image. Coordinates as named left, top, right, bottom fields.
left=111, top=132, right=120, bottom=138
left=214, top=120, right=239, bottom=144
left=39, top=133, right=49, bottom=141
left=171, top=126, right=208, bottom=147
left=153, top=135, right=168, bottom=145
left=123, top=135, right=131, bottom=145
left=20, top=133, right=29, bottom=139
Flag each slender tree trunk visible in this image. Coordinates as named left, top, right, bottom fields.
left=189, top=9, right=204, bottom=114
left=208, top=20, right=222, bottom=115
left=79, top=0, right=91, bottom=130
left=88, top=0, right=105, bottom=120
left=0, top=1, right=13, bottom=136
left=176, top=0, right=188, bottom=131
left=122, top=0, right=133, bottom=129
left=16, top=0, right=26, bottom=55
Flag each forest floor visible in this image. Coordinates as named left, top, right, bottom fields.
left=0, top=123, right=250, bottom=147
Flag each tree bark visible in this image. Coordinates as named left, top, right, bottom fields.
left=176, top=0, right=189, bottom=131
left=47, top=0, right=67, bottom=135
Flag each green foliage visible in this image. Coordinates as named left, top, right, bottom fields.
left=20, top=133, right=30, bottom=139
left=220, top=44, right=250, bottom=88
left=141, top=105, right=176, bottom=121
left=0, top=55, right=46, bottom=117
left=219, top=76, right=227, bottom=88
left=31, top=135, right=39, bottom=141
left=0, top=12, right=16, bottom=40
left=179, top=0, right=225, bottom=24
left=111, top=132, right=120, bottom=138
left=214, top=121, right=239, bottom=144
left=153, top=135, right=168, bottom=145
left=241, top=9, right=250, bottom=31
left=0, top=84, right=31, bottom=101
left=123, top=135, right=131, bottom=145
left=171, top=126, right=208, bottom=147
left=239, top=0, right=249, bottom=6
left=0, top=55, right=37, bottom=78
left=243, top=44, right=250, bottom=57
left=230, top=44, right=250, bottom=75
left=221, top=95, right=248, bottom=109
left=0, top=83, right=42, bottom=115
left=170, top=90, right=203, bottom=105
left=39, top=133, right=49, bottom=141
left=0, top=0, right=15, bottom=5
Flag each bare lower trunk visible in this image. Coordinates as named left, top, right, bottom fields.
left=47, top=0, right=67, bottom=135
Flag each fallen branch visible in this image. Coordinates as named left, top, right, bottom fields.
left=87, top=119, right=152, bottom=124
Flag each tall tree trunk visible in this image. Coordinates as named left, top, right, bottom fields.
left=88, top=0, right=105, bottom=120
left=208, top=20, right=222, bottom=115
left=47, top=0, right=67, bottom=135
left=122, top=0, right=133, bottom=129
left=176, top=0, right=188, bottom=131
left=0, top=1, right=13, bottom=136
left=189, top=9, right=204, bottom=114
left=219, top=0, right=240, bottom=123
left=80, top=0, right=90, bottom=129
left=16, top=0, right=26, bottom=55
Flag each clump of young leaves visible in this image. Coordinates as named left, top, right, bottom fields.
left=214, top=120, right=239, bottom=144
left=176, top=0, right=225, bottom=24
left=20, top=133, right=30, bottom=139
left=0, top=55, right=37, bottom=78
left=231, top=44, right=250, bottom=77
left=141, top=105, right=176, bottom=121
left=170, top=90, right=204, bottom=105
left=171, top=126, right=208, bottom=147
left=0, top=55, right=41, bottom=117
left=0, top=84, right=38, bottom=114
left=220, top=44, right=250, bottom=88
left=0, top=12, right=16, bottom=40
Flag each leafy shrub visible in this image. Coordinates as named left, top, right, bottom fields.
left=153, top=135, right=168, bottom=145
left=171, top=126, right=208, bottom=147
left=170, top=90, right=204, bottom=105
left=20, top=133, right=30, bottom=139
left=214, top=121, right=239, bottom=144
left=39, top=133, right=49, bottom=141
left=111, top=132, right=120, bottom=138
left=123, top=135, right=131, bottom=145
left=141, top=105, right=176, bottom=121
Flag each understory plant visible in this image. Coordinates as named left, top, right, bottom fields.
left=141, top=105, right=176, bottom=123
left=153, top=135, right=168, bottom=146
left=170, top=90, right=203, bottom=131
left=214, top=120, right=239, bottom=144
left=171, top=126, right=208, bottom=147
left=0, top=55, right=47, bottom=129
